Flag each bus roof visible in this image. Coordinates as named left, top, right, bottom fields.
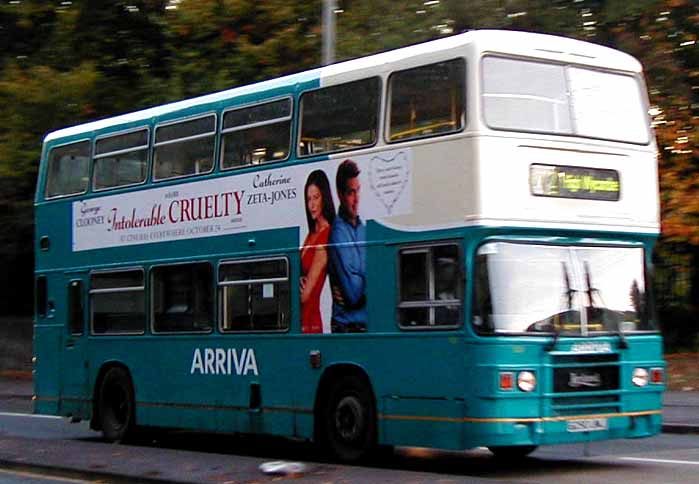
left=44, top=29, right=642, bottom=144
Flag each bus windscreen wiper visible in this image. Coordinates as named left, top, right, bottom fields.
left=545, top=262, right=575, bottom=352
left=584, top=261, right=627, bottom=349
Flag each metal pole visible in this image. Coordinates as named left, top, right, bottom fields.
left=322, top=0, right=336, bottom=66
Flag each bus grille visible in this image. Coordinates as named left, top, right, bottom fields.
left=553, top=365, right=619, bottom=393
left=550, top=353, right=620, bottom=416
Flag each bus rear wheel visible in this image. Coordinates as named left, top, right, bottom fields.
left=320, top=375, right=376, bottom=463
left=97, top=367, right=135, bottom=443
left=488, top=445, right=538, bottom=459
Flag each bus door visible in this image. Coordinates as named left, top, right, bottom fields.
left=60, top=278, right=89, bottom=416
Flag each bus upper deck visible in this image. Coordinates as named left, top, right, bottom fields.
left=37, top=29, right=657, bottom=257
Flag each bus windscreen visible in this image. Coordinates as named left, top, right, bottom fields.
left=473, top=242, right=655, bottom=335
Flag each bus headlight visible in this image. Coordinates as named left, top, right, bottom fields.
left=632, top=368, right=649, bottom=387
left=517, top=371, right=537, bottom=392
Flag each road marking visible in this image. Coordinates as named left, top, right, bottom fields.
left=0, top=468, right=93, bottom=483
left=620, top=457, right=699, bottom=466
left=0, top=411, right=62, bottom=419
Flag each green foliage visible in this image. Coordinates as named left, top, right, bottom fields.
left=0, top=62, right=99, bottom=178
left=600, top=0, right=662, bottom=24
left=334, top=0, right=446, bottom=60
left=0, top=2, right=57, bottom=70
left=0, top=59, right=101, bottom=313
left=163, top=0, right=320, bottom=97
left=445, top=0, right=583, bottom=37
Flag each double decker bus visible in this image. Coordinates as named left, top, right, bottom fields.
left=34, top=30, right=663, bottom=461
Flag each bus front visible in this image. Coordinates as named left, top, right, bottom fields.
left=466, top=34, right=663, bottom=455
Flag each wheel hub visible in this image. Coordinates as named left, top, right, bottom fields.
left=335, top=395, right=364, bottom=442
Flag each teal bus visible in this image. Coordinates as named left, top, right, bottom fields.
left=34, top=30, right=664, bottom=461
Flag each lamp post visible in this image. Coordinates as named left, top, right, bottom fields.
left=322, top=0, right=336, bottom=66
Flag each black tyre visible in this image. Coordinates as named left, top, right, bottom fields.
left=320, top=375, right=376, bottom=463
left=97, top=367, right=135, bottom=443
left=488, top=445, right=538, bottom=459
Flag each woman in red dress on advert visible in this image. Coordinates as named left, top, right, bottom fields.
left=301, top=170, right=336, bottom=333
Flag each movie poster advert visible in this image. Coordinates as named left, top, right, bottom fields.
left=72, top=149, right=413, bottom=253
left=297, top=151, right=412, bottom=334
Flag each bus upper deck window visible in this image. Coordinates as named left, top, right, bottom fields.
left=388, top=59, right=465, bottom=142
left=153, top=115, right=216, bottom=181
left=45, top=141, right=90, bottom=199
left=481, top=56, right=649, bottom=144
left=299, top=77, right=380, bottom=156
left=221, top=98, right=292, bottom=170
left=482, top=57, right=571, bottom=134
left=93, top=128, right=149, bottom=191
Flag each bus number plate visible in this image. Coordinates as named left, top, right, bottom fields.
left=566, top=418, right=608, bottom=433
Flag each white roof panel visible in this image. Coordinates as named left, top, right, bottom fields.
left=45, top=30, right=643, bottom=143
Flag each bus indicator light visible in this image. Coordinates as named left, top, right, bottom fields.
left=499, top=372, right=514, bottom=391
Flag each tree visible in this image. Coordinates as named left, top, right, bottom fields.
left=589, top=0, right=699, bottom=345
left=445, top=0, right=584, bottom=37
left=333, top=0, right=447, bottom=60
left=0, top=61, right=100, bottom=313
left=162, top=0, right=321, bottom=97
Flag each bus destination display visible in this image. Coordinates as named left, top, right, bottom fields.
left=530, top=164, right=620, bottom=201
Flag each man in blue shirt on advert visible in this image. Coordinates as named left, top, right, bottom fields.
left=328, top=159, right=367, bottom=333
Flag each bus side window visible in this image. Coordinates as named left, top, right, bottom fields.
left=221, top=98, right=292, bottom=170
left=153, top=115, right=216, bottom=181
left=397, top=243, right=462, bottom=329
left=298, top=77, right=380, bottom=156
left=45, top=141, right=90, bottom=199
left=36, top=276, right=48, bottom=318
left=68, top=281, right=84, bottom=335
left=472, top=252, right=495, bottom=333
left=388, top=58, right=465, bottom=142
left=93, top=128, right=149, bottom=191
left=219, top=258, right=289, bottom=332
left=90, top=269, right=145, bottom=335
left=152, top=263, right=213, bottom=334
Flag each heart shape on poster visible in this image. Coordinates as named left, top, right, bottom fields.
left=369, top=151, right=409, bottom=215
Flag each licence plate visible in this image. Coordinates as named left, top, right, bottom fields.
left=566, top=418, right=608, bottom=433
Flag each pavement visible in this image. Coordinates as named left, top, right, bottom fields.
left=659, top=390, right=699, bottom=433
left=0, top=432, right=346, bottom=484
left=0, top=374, right=31, bottom=399
left=0, top=374, right=698, bottom=483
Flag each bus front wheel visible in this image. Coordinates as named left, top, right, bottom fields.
left=97, top=367, right=135, bottom=443
left=321, top=375, right=376, bottom=462
left=488, top=445, right=538, bottom=459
